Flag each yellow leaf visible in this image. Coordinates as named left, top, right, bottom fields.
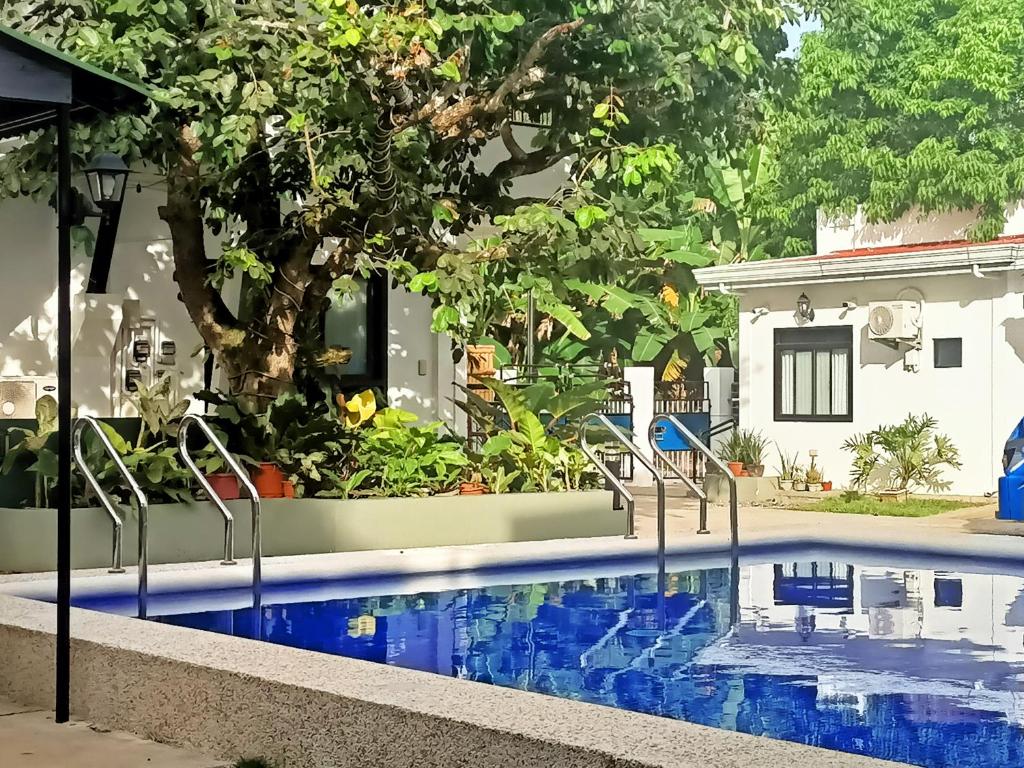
left=344, top=390, right=377, bottom=428
left=660, top=284, right=680, bottom=308
left=662, top=350, right=688, bottom=382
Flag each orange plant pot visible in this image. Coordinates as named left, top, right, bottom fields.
left=251, top=463, right=285, bottom=499
left=821, top=481, right=833, bottom=492
left=726, top=461, right=744, bottom=477
left=282, top=480, right=296, bottom=499
left=459, top=481, right=489, bottom=496
left=205, top=473, right=240, bottom=501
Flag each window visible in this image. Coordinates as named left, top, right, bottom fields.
left=322, top=272, right=389, bottom=392
left=774, top=326, right=853, bottom=422
left=934, top=338, right=962, bottom=369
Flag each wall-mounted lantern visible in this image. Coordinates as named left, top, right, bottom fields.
left=84, top=152, right=130, bottom=215
left=796, top=292, right=815, bottom=323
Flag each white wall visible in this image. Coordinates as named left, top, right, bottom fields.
left=0, top=185, right=451, bottom=422
left=817, top=203, right=1024, bottom=255
left=737, top=274, right=1024, bottom=495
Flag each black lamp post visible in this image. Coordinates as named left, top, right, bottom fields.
left=84, top=152, right=130, bottom=215
left=0, top=24, right=149, bottom=725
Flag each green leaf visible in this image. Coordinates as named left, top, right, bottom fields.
left=573, top=205, right=608, bottom=230
left=632, top=330, right=671, bottom=362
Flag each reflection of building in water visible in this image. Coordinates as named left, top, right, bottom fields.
left=742, top=562, right=1024, bottom=655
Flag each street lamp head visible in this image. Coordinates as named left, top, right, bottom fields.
left=84, top=152, right=129, bottom=212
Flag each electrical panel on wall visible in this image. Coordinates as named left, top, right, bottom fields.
left=110, top=298, right=181, bottom=416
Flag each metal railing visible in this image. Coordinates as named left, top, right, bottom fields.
left=178, top=414, right=262, bottom=609
left=579, top=413, right=669, bottom=578
left=176, top=418, right=237, bottom=567
left=72, top=416, right=149, bottom=617
left=649, top=415, right=710, bottom=536
left=650, top=414, right=738, bottom=554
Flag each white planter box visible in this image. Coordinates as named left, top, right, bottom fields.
left=0, top=491, right=620, bottom=573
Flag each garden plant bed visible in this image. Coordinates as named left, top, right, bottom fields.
left=0, top=491, right=618, bottom=573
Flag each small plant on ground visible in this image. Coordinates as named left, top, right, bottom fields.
left=805, top=462, right=822, bottom=485
left=843, top=413, right=962, bottom=493
left=775, top=449, right=799, bottom=481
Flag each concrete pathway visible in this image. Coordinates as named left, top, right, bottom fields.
left=0, top=698, right=225, bottom=768
left=632, top=493, right=1004, bottom=540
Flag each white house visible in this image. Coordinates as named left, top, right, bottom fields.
left=694, top=207, right=1024, bottom=496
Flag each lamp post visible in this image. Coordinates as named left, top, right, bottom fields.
left=84, top=152, right=130, bottom=215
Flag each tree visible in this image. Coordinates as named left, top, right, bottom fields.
left=2, top=0, right=808, bottom=405
left=776, top=0, right=1024, bottom=245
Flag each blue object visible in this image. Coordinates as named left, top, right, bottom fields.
left=66, top=547, right=1024, bottom=768
left=653, top=412, right=712, bottom=451
left=997, top=418, right=1024, bottom=520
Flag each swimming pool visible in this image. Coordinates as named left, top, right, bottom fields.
left=63, top=546, right=1024, bottom=768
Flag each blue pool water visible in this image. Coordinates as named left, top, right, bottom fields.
left=71, top=552, right=1024, bottom=768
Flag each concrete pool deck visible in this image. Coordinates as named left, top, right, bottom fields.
left=0, top=500, right=1021, bottom=768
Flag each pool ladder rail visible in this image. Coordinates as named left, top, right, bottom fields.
left=648, top=414, right=738, bottom=554
left=579, top=412, right=669, bottom=577
left=72, top=415, right=149, bottom=618
left=579, top=411, right=740, bottom=581
left=178, top=414, right=262, bottom=607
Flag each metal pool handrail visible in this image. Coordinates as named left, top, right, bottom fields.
left=178, top=414, right=262, bottom=607
left=651, top=414, right=738, bottom=554
left=648, top=416, right=711, bottom=536
left=72, top=416, right=149, bottom=617
left=579, top=412, right=668, bottom=578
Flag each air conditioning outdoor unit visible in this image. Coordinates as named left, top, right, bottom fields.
left=867, top=301, right=921, bottom=342
left=0, top=377, right=58, bottom=419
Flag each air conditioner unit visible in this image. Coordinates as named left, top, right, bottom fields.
left=867, top=301, right=921, bottom=341
left=0, top=377, right=58, bottom=419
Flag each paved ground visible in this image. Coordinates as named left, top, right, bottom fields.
left=0, top=698, right=226, bottom=768
left=631, top=492, right=1005, bottom=540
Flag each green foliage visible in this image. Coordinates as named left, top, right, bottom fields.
left=0, top=0, right=807, bottom=391
left=198, top=390, right=355, bottom=497
left=457, top=377, right=603, bottom=492
left=777, top=0, right=1024, bottom=243
left=324, top=409, right=468, bottom=498
left=718, top=430, right=746, bottom=464
left=843, top=414, right=962, bottom=492
left=0, top=396, right=59, bottom=506
left=775, top=448, right=799, bottom=481
left=789, top=493, right=978, bottom=518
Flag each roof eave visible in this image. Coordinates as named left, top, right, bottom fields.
left=694, top=244, right=1023, bottom=293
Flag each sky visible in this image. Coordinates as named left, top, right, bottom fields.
left=783, top=16, right=823, bottom=57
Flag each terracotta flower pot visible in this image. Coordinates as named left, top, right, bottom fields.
left=282, top=480, right=296, bottom=499
left=459, top=481, right=488, bottom=496
left=205, top=473, right=240, bottom=501
left=821, top=481, right=833, bottom=492
left=251, top=463, right=285, bottom=499
left=726, top=461, right=744, bottom=477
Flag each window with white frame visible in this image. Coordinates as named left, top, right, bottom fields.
left=774, top=326, right=853, bottom=422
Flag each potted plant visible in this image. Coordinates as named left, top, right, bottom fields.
left=792, top=465, right=807, bottom=491
left=741, top=430, right=769, bottom=477
left=776, top=449, right=798, bottom=491
left=821, top=477, right=833, bottom=492
left=195, top=451, right=241, bottom=501
left=806, top=461, right=823, bottom=492
left=719, top=430, right=745, bottom=477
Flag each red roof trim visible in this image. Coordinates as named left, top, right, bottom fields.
left=792, top=234, right=1024, bottom=263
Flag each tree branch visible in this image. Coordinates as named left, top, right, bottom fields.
left=486, top=19, right=584, bottom=112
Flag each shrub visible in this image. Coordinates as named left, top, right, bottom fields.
left=843, top=414, right=961, bottom=492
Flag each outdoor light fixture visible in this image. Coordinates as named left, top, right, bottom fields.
left=84, top=152, right=129, bottom=214
left=796, top=292, right=815, bottom=323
